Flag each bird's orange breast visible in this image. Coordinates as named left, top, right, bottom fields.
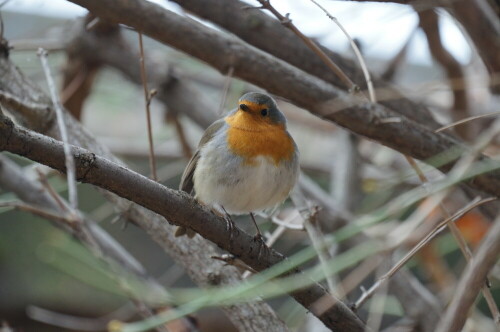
left=225, top=112, right=295, bottom=165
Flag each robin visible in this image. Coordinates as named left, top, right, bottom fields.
left=175, top=92, right=299, bottom=239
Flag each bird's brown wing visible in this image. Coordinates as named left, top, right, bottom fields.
left=176, top=119, right=226, bottom=238
left=179, top=118, right=226, bottom=193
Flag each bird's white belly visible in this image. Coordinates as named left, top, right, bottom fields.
left=193, top=144, right=297, bottom=214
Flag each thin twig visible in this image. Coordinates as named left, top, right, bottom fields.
left=435, top=111, right=500, bottom=133
left=36, top=168, right=72, bottom=215
left=211, top=254, right=257, bottom=274
left=27, top=304, right=136, bottom=331
left=37, top=48, right=78, bottom=210
left=167, top=112, right=192, bottom=159
left=271, top=213, right=304, bottom=230
left=218, top=66, right=234, bottom=115
left=0, top=10, right=4, bottom=41
left=0, top=201, right=168, bottom=332
left=354, top=196, right=496, bottom=309
left=60, top=66, right=89, bottom=105
left=0, top=201, right=77, bottom=226
left=0, top=90, right=48, bottom=115
left=444, top=117, right=500, bottom=325
left=330, top=131, right=359, bottom=217
left=400, top=116, right=500, bottom=322
left=137, top=32, right=158, bottom=181
left=257, top=0, right=357, bottom=93
left=291, top=189, right=338, bottom=296
left=365, top=261, right=389, bottom=332
left=265, top=224, right=287, bottom=245
left=338, top=255, right=382, bottom=299
left=309, top=0, right=376, bottom=102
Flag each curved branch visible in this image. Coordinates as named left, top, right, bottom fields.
left=173, top=0, right=437, bottom=128
left=67, top=0, right=500, bottom=198
left=443, top=0, right=500, bottom=91
left=0, top=114, right=367, bottom=332
left=0, top=50, right=288, bottom=332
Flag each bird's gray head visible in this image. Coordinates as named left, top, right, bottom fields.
left=237, top=92, right=287, bottom=126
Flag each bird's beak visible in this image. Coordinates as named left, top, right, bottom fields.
left=239, top=104, right=251, bottom=112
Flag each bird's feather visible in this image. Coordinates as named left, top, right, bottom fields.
left=179, top=118, right=226, bottom=193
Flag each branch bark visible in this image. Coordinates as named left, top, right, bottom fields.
left=343, top=0, right=500, bottom=92
left=0, top=113, right=367, bottom=332
left=0, top=155, right=150, bottom=281
left=300, top=176, right=442, bottom=331
left=0, top=51, right=288, bottom=331
left=442, top=0, right=500, bottom=92
left=0, top=155, right=183, bottom=331
left=172, top=0, right=439, bottom=128
left=66, top=0, right=500, bottom=199
left=418, top=9, right=470, bottom=140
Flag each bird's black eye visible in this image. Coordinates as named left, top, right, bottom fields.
left=261, top=109, right=268, bottom=116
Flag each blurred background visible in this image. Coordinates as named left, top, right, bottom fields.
left=0, top=0, right=499, bottom=331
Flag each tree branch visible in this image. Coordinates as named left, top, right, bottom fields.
left=0, top=155, right=180, bottom=332
left=172, top=0, right=438, bottom=128
left=343, top=0, right=500, bottom=92
left=418, top=9, right=470, bottom=140
left=66, top=0, right=500, bottom=199
left=300, top=174, right=442, bottom=331
left=0, top=47, right=289, bottom=332
left=0, top=114, right=367, bottom=332
left=435, top=214, right=500, bottom=332
left=442, top=0, right=500, bottom=92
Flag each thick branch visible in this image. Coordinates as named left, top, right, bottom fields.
left=418, top=9, right=470, bottom=139
left=345, top=0, right=500, bottom=91
left=0, top=155, right=147, bottom=279
left=0, top=54, right=288, bottom=332
left=67, top=0, right=500, bottom=198
left=443, top=0, right=500, bottom=89
left=0, top=155, right=183, bottom=331
left=173, top=0, right=439, bottom=128
left=0, top=115, right=366, bottom=332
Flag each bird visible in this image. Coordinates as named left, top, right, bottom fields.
left=175, top=92, right=299, bottom=239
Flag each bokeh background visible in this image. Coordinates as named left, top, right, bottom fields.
left=0, top=0, right=499, bottom=331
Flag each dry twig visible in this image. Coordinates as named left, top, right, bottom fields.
left=291, top=189, right=338, bottom=296
left=309, top=0, right=376, bottom=102
left=217, top=66, right=234, bottom=115
left=354, top=196, right=496, bottom=309
left=418, top=9, right=470, bottom=139
left=436, top=111, right=500, bottom=133
left=37, top=48, right=79, bottom=210
left=256, top=0, right=357, bottom=93
left=137, top=32, right=158, bottom=181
